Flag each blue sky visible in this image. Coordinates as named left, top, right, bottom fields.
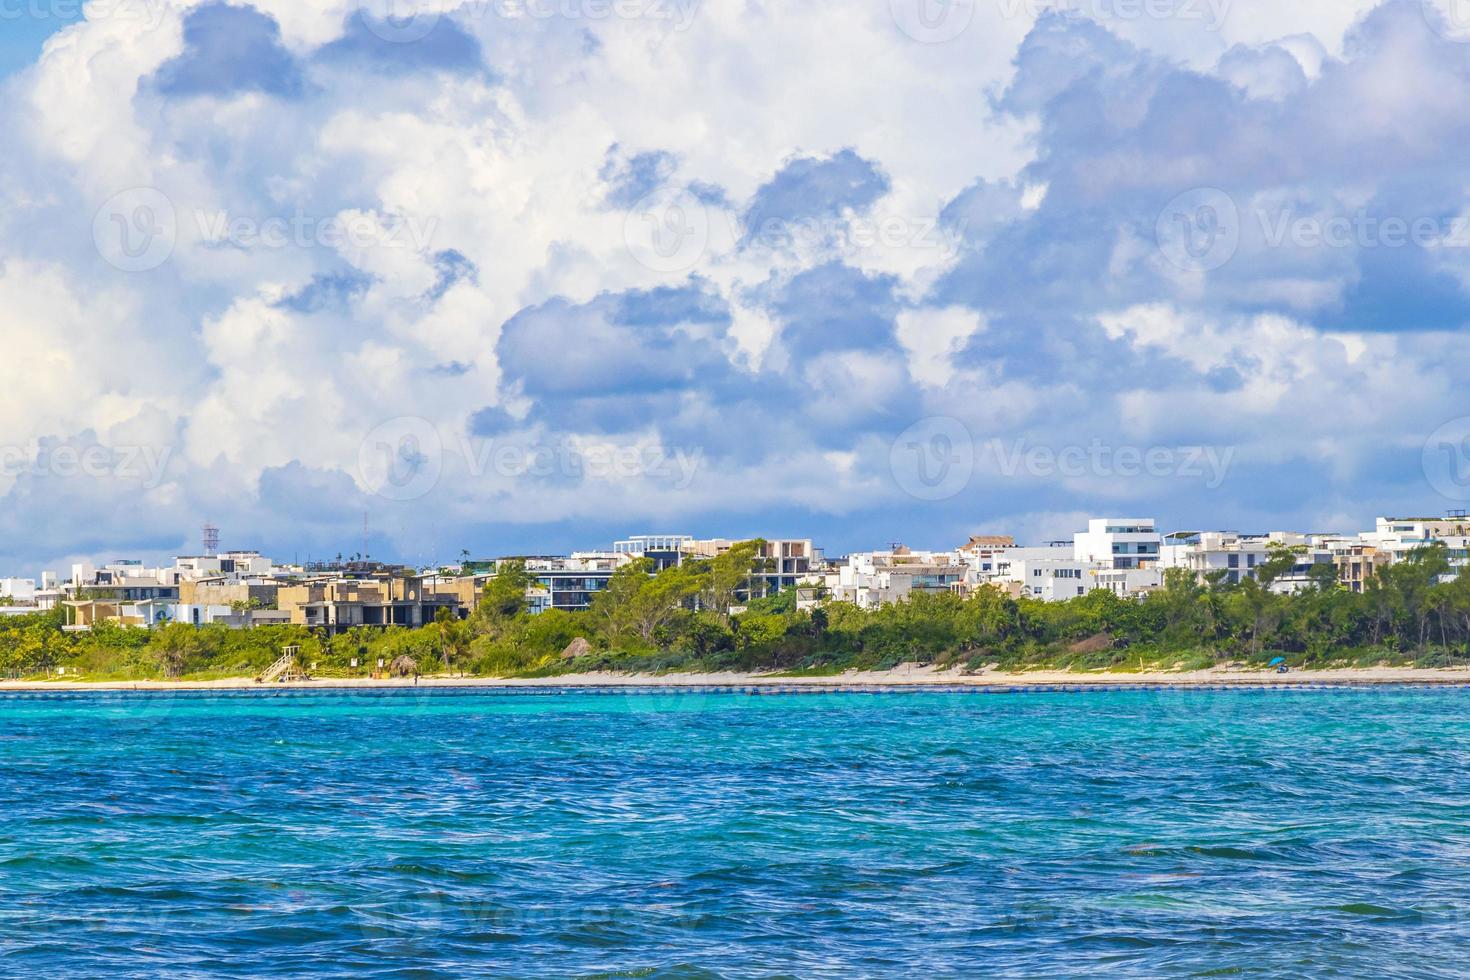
left=0, top=12, right=79, bottom=79
left=3, top=1, right=1470, bottom=573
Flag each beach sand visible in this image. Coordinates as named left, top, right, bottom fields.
left=5, top=664, right=1470, bottom=692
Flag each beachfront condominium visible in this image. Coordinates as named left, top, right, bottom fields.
left=1361, top=515, right=1470, bottom=573
left=1073, top=519, right=1163, bottom=570
left=522, top=553, right=626, bottom=613
left=614, top=534, right=821, bottom=598
left=975, top=545, right=1097, bottom=601
left=825, top=548, right=968, bottom=609
left=1159, top=531, right=1274, bottom=585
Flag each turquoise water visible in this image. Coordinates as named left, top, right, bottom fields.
left=2, top=688, right=1469, bottom=977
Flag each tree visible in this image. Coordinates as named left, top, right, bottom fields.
left=148, top=624, right=200, bottom=678
left=1308, top=561, right=1340, bottom=592
left=435, top=607, right=469, bottom=675
left=629, top=564, right=703, bottom=645
left=589, top=559, right=703, bottom=648
left=480, top=559, right=531, bottom=622
left=1390, top=544, right=1453, bottom=651
left=702, top=539, right=764, bottom=620
left=1257, top=543, right=1306, bottom=589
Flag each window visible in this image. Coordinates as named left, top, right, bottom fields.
left=1228, top=555, right=1240, bottom=568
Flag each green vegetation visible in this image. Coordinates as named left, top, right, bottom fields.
left=5, top=542, right=1470, bottom=681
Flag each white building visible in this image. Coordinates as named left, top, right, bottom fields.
left=826, top=548, right=967, bottom=609
left=1160, top=532, right=1274, bottom=586
left=1361, top=516, right=1470, bottom=574
left=1074, top=518, right=1162, bottom=570
left=174, top=551, right=276, bottom=580
left=1095, top=567, right=1165, bottom=597
left=0, top=578, right=37, bottom=604
left=971, top=545, right=1098, bottom=601
left=686, top=538, right=821, bottom=595
left=1160, top=530, right=1339, bottom=593
left=523, top=552, right=630, bottom=613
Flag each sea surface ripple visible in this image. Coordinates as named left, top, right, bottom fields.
left=3, top=688, right=1470, bottom=977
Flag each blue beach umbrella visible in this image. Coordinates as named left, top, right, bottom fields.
left=1268, top=657, right=1287, bottom=667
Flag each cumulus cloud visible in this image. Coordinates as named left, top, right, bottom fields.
left=1, top=0, right=1469, bottom=571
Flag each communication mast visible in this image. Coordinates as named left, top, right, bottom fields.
left=202, top=523, right=220, bottom=557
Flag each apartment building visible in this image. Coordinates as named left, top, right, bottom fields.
left=1160, top=531, right=1273, bottom=585
left=62, top=598, right=175, bottom=631
left=1158, top=530, right=1337, bottom=593
left=67, top=560, right=181, bottom=603
left=1361, top=516, right=1470, bottom=575
left=0, top=578, right=36, bottom=604
left=612, top=535, right=691, bottom=571
left=685, top=538, right=820, bottom=596
left=276, top=575, right=462, bottom=634
left=826, top=548, right=967, bottom=609
left=1333, top=544, right=1382, bottom=594
left=522, top=553, right=626, bottom=613
left=970, top=545, right=1097, bottom=601
left=1074, top=519, right=1162, bottom=570
left=174, top=551, right=276, bottom=579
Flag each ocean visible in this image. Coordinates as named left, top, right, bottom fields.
left=2, top=687, right=1468, bottom=977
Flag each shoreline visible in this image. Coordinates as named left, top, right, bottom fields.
left=6, top=664, right=1470, bottom=692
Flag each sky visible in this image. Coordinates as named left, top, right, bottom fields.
left=4, top=0, right=1470, bottom=574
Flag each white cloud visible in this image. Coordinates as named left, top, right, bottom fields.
left=0, top=1, right=1467, bottom=570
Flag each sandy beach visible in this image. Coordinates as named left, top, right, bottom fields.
left=5, top=664, right=1470, bottom=692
